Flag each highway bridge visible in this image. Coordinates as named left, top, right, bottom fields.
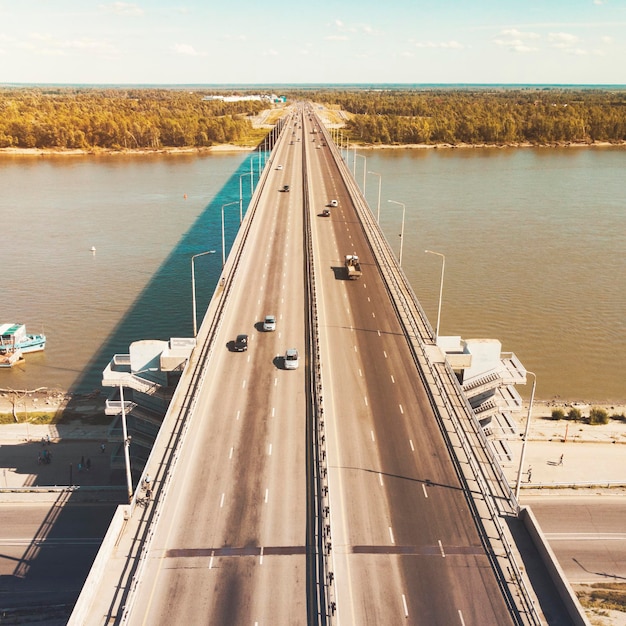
left=69, top=105, right=583, bottom=625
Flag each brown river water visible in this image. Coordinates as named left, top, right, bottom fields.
left=1, top=146, right=624, bottom=402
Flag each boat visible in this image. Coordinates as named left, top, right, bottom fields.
left=0, top=323, right=46, bottom=354
left=0, top=347, right=23, bottom=368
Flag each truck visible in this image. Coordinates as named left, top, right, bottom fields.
left=345, top=254, right=362, bottom=280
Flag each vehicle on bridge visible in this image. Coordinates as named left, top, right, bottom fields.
left=329, top=199, right=338, bottom=207
left=322, top=208, right=331, bottom=217
left=284, top=348, right=299, bottom=370
left=345, top=254, right=362, bottom=280
left=263, top=315, right=276, bottom=331
left=233, top=334, right=248, bottom=351
left=281, top=185, right=290, bottom=192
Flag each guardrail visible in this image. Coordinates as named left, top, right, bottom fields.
left=317, top=119, right=542, bottom=625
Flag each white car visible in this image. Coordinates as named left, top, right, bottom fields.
left=329, top=199, right=338, bottom=207
left=263, top=315, right=276, bottom=332
left=284, top=348, right=299, bottom=370
left=276, top=164, right=283, bottom=170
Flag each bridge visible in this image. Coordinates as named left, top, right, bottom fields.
left=69, top=105, right=586, bottom=625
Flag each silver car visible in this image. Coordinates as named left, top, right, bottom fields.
left=263, top=315, right=276, bottom=332
left=284, top=348, right=299, bottom=370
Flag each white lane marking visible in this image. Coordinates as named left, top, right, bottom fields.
left=359, top=369, right=363, bottom=377
left=257, top=299, right=261, bottom=305
left=438, top=539, right=446, bottom=557
left=274, top=377, right=278, bottom=387
left=265, top=488, right=269, bottom=504
left=242, top=379, right=246, bottom=388
left=209, top=553, right=214, bottom=569
left=220, top=493, right=225, bottom=508
left=383, top=350, right=388, bottom=359
left=272, top=407, right=275, bottom=417
left=377, top=329, right=381, bottom=336
left=372, top=311, right=376, bottom=318
left=422, top=483, right=429, bottom=498
left=409, top=439, right=415, bottom=452
left=458, top=610, right=466, bottom=626
left=389, top=526, right=395, bottom=544
left=354, top=345, right=357, bottom=352
left=268, top=443, right=272, bottom=455
left=364, top=396, right=368, bottom=407
left=378, top=473, right=384, bottom=486
left=236, top=410, right=240, bottom=421
left=390, top=375, right=395, bottom=383
left=402, top=594, right=409, bottom=618
left=367, top=297, right=371, bottom=302
left=229, top=447, right=234, bottom=459
left=259, top=546, right=264, bottom=565
left=247, top=354, right=250, bottom=363
left=370, top=430, right=375, bottom=442
left=399, top=404, right=404, bottom=414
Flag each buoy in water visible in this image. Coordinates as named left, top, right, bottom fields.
left=91, top=246, right=96, bottom=253
left=183, top=193, right=187, bottom=199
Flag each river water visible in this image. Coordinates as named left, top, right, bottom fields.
left=1, top=147, right=624, bottom=402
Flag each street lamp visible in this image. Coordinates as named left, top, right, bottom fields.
left=368, top=171, right=382, bottom=223
left=191, top=250, right=216, bottom=337
left=355, top=154, right=366, bottom=191
left=239, top=172, right=253, bottom=223
left=425, top=250, right=445, bottom=343
left=221, top=201, right=239, bottom=267
left=514, top=371, right=537, bottom=504
left=387, top=200, right=406, bottom=266
left=119, top=383, right=133, bottom=503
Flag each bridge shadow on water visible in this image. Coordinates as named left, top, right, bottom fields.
left=0, top=150, right=271, bottom=621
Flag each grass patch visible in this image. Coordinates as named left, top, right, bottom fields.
left=578, top=583, right=626, bottom=613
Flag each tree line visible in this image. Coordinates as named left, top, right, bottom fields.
left=0, top=88, right=268, bottom=150
left=301, top=88, right=626, bottom=145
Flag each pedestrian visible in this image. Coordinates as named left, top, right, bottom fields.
left=78, top=462, right=82, bottom=473
left=37, top=452, right=42, bottom=465
left=100, top=443, right=106, bottom=453
left=559, top=454, right=564, bottom=466
left=45, top=434, right=50, bottom=445
left=86, top=458, right=91, bottom=471
left=527, top=466, right=532, bottom=483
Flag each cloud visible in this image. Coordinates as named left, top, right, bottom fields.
left=493, top=28, right=540, bottom=52
left=601, top=35, right=613, bottom=43
left=593, top=0, right=605, bottom=5
left=172, top=43, right=205, bottom=56
left=262, top=48, right=278, bottom=56
left=414, top=40, right=464, bottom=49
left=98, top=2, right=144, bottom=16
left=548, top=32, right=580, bottom=45
left=325, top=35, right=349, bottom=41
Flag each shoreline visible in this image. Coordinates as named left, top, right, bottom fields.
left=1, top=140, right=625, bottom=158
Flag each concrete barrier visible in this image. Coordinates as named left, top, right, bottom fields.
left=67, top=504, right=130, bottom=625
left=520, top=506, right=591, bottom=626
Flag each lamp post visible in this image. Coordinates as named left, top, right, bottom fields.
left=514, top=371, right=537, bottom=504
left=387, top=200, right=406, bottom=266
left=191, top=250, right=216, bottom=337
left=119, top=383, right=133, bottom=503
left=239, top=172, right=253, bottom=223
left=425, top=250, right=445, bottom=342
left=355, top=154, right=366, bottom=191
left=368, top=171, right=382, bottom=223
left=221, top=201, right=239, bottom=267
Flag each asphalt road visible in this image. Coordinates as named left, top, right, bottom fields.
left=127, top=109, right=309, bottom=624
left=306, top=111, right=516, bottom=624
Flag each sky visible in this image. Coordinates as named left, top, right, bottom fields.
left=1, top=0, right=625, bottom=85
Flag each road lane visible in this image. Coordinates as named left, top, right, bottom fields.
left=306, top=109, right=516, bottom=624
left=127, top=110, right=309, bottom=625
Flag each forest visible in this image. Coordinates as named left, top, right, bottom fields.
left=308, top=88, right=626, bottom=145
left=0, top=88, right=268, bottom=150
left=1, top=86, right=626, bottom=150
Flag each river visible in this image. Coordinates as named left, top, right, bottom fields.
left=1, top=146, right=624, bottom=402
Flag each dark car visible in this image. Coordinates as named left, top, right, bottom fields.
left=281, top=185, right=290, bottom=192
left=234, top=334, right=248, bottom=351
